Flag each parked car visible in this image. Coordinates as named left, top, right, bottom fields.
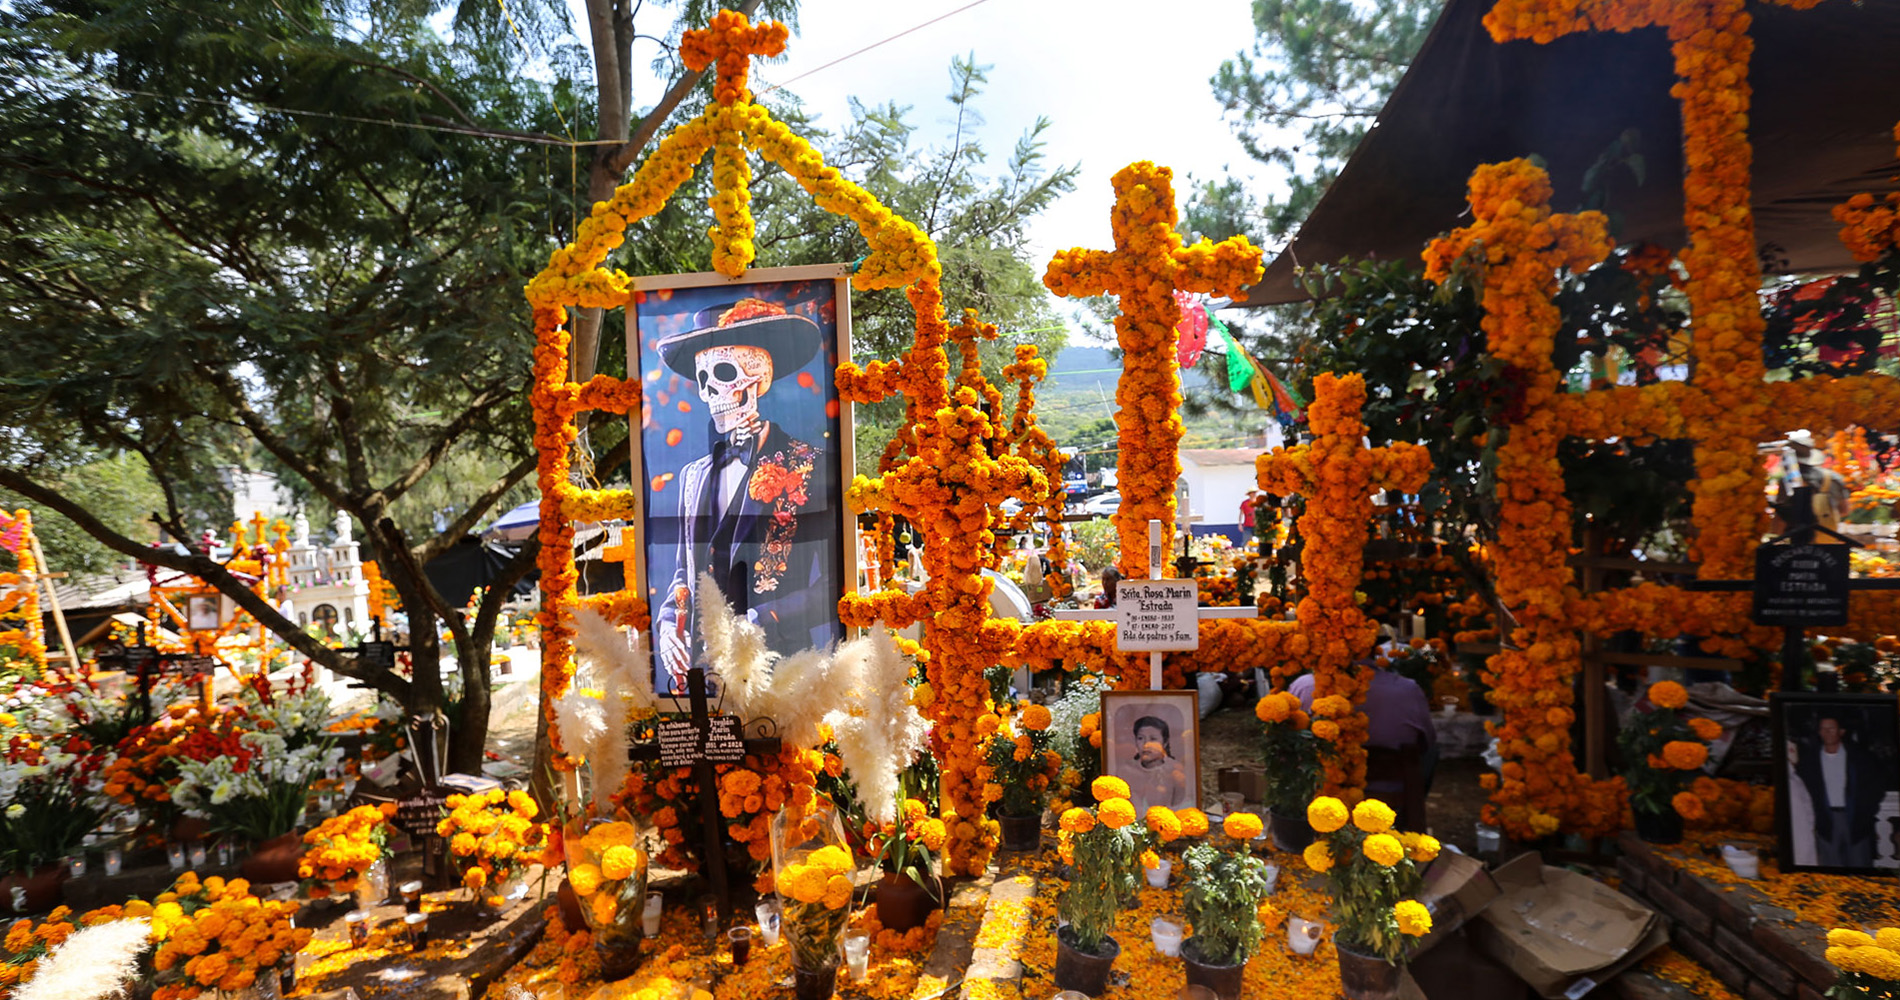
left=1080, top=491, right=1121, bottom=516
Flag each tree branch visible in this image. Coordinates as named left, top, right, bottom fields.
left=373, top=380, right=518, bottom=506
left=197, top=364, right=353, bottom=511
left=0, top=467, right=411, bottom=700
left=413, top=452, right=537, bottom=565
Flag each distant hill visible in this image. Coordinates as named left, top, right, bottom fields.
left=1036, top=342, right=1262, bottom=452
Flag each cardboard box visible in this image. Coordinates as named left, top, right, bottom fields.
left=1406, top=928, right=1532, bottom=1000
left=1470, top=852, right=1667, bottom=999
left=1411, top=849, right=1502, bottom=956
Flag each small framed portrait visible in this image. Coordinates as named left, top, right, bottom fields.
left=1770, top=692, right=1900, bottom=874
left=187, top=595, right=221, bottom=631
left=1100, top=690, right=1202, bottom=817
left=626, top=264, right=856, bottom=697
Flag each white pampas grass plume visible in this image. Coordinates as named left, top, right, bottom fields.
left=825, top=626, right=928, bottom=826
left=564, top=607, right=659, bottom=802
left=753, top=646, right=835, bottom=750
left=15, top=917, right=151, bottom=1000
left=696, top=572, right=778, bottom=717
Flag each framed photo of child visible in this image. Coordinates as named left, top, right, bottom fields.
left=1100, top=690, right=1202, bottom=817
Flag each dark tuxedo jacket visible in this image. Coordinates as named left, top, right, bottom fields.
left=654, top=422, right=838, bottom=690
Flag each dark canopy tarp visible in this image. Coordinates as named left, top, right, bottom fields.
left=1238, top=0, right=1900, bottom=306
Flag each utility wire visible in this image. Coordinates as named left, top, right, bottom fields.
left=754, top=0, right=995, bottom=97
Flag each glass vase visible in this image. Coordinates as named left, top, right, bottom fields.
left=563, top=813, right=649, bottom=980
left=354, top=857, right=390, bottom=909
left=770, top=799, right=853, bottom=991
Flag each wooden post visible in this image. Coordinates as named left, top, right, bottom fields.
left=1581, top=527, right=1607, bottom=779
left=687, top=667, right=732, bottom=923
left=29, top=533, right=78, bottom=673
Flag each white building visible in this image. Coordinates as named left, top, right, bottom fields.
left=1178, top=448, right=1266, bottom=538
left=279, top=511, right=371, bottom=635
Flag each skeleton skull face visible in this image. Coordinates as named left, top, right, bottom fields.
left=695, top=343, right=773, bottom=435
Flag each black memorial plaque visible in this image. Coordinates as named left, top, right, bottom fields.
left=394, top=790, right=452, bottom=838
left=702, top=716, right=746, bottom=764
left=1753, top=543, right=1850, bottom=627
left=657, top=719, right=703, bottom=769
left=357, top=640, right=397, bottom=670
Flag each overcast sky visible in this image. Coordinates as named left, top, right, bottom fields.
left=565, top=0, right=1285, bottom=291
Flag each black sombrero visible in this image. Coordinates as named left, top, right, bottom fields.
left=656, top=300, right=822, bottom=382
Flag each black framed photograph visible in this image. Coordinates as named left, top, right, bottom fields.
left=1770, top=691, right=1900, bottom=874
left=1100, top=689, right=1202, bottom=817
left=626, top=264, right=856, bottom=697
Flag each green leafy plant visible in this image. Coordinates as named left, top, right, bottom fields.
left=1180, top=841, right=1275, bottom=966
left=980, top=702, right=1060, bottom=818
left=1254, top=690, right=1332, bottom=816
left=1616, top=681, right=1718, bottom=820
left=1303, top=795, right=1439, bottom=964
left=872, top=796, right=944, bottom=900
left=1056, top=781, right=1142, bottom=957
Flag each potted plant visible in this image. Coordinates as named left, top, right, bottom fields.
left=0, top=717, right=108, bottom=910
left=771, top=800, right=855, bottom=1000
left=981, top=701, right=1060, bottom=852
left=147, top=871, right=312, bottom=1000
left=1254, top=690, right=1331, bottom=851
left=1302, top=794, right=1440, bottom=1000
left=869, top=796, right=947, bottom=933
left=1178, top=836, right=1276, bottom=1000
left=1053, top=775, right=1141, bottom=996
left=1615, top=680, right=1720, bottom=843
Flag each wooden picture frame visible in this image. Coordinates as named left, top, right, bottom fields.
left=625, top=264, right=857, bottom=697
left=1769, top=691, right=1900, bottom=874
left=1100, top=689, right=1203, bottom=817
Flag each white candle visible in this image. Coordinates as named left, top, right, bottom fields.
left=1288, top=917, right=1322, bottom=956
left=754, top=900, right=780, bottom=947
left=1145, top=858, right=1172, bottom=888
left=1412, top=611, right=1426, bottom=641
left=842, top=931, right=871, bottom=981
left=642, top=893, right=663, bottom=937
left=1151, top=918, right=1183, bottom=958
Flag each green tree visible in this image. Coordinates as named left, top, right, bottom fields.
left=752, top=56, right=1078, bottom=474
left=0, top=0, right=572, bottom=770
left=0, top=455, right=165, bottom=577
left=1210, top=0, right=1439, bottom=241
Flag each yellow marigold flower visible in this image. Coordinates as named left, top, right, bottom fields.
left=1307, top=796, right=1349, bottom=834
left=1687, top=717, right=1723, bottom=742
left=1352, top=799, right=1396, bottom=834
left=600, top=845, right=638, bottom=881
left=463, top=867, right=488, bottom=890
left=1363, top=833, right=1404, bottom=867
left=1671, top=792, right=1706, bottom=821
left=1661, top=741, right=1708, bottom=771
left=1255, top=693, right=1292, bottom=724
left=1020, top=704, right=1053, bottom=731
left=1139, top=849, right=1160, bottom=871
left=1302, top=841, right=1333, bottom=873
left=569, top=863, right=603, bottom=897
left=1223, top=812, right=1264, bottom=841
left=1876, top=927, right=1900, bottom=952
left=1146, top=806, right=1182, bottom=843
left=1406, top=834, right=1441, bottom=863
left=1828, top=928, right=1877, bottom=949
left=1394, top=899, right=1433, bottom=937
left=1098, top=798, right=1137, bottom=830
left=822, top=875, right=853, bottom=910
left=1059, top=807, right=1095, bottom=834
left=1177, top=808, right=1209, bottom=837
left=1647, top=681, right=1688, bottom=710
left=1091, top=775, right=1131, bottom=803
left=1835, top=944, right=1900, bottom=980
left=589, top=890, right=618, bottom=926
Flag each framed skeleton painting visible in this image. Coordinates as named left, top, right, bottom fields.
left=626, top=265, right=856, bottom=696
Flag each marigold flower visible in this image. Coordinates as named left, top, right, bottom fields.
left=1223, top=812, right=1265, bottom=841
left=1020, top=704, right=1053, bottom=731
left=1177, top=808, right=1209, bottom=837
left=1688, top=717, right=1723, bottom=742
left=1146, top=806, right=1182, bottom=843
left=1363, top=833, right=1404, bottom=867
left=1302, top=840, right=1333, bottom=873
left=1647, top=681, right=1688, bottom=710
left=1661, top=741, right=1709, bottom=771
left=1059, top=808, right=1095, bottom=834
left=1098, top=798, right=1137, bottom=830
left=1307, top=796, right=1349, bottom=833
left=1671, top=792, right=1706, bottom=821
left=1091, top=775, right=1131, bottom=803
left=1394, top=899, right=1433, bottom=937
left=1352, top=798, right=1396, bottom=834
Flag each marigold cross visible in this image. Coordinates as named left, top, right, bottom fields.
left=1256, top=372, right=1432, bottom=791
left=679, top=11, right=789, bottom=106
left=1043, top=161, right=1263, bottom=578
